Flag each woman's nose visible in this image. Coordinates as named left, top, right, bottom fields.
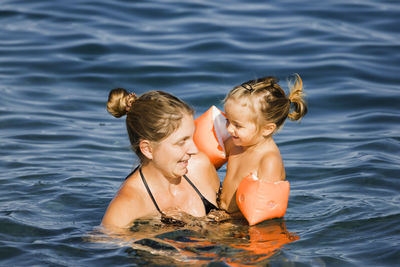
left=188, top=139, right=199, bottom=155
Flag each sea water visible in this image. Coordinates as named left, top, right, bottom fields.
left=1, top=0, right=399, bottom=266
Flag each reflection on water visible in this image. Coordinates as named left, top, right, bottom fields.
left=89, top=216, right=299, bottom=266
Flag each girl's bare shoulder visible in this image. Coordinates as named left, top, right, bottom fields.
left=258, top=150, right=285, bottom=182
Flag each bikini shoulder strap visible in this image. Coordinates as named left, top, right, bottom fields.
left=139, top=167, right=163, bottom=214
left=124, top=165, right=140, bottom=180
left=183, top=175, right=204, bottom=200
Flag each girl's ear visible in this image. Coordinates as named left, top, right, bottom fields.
left=139, top=140, right=153, bottom=160
left=262, top=123, right=276, bottom=137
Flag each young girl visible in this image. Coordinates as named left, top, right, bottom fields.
left=219, top=74, right=307, bottom=214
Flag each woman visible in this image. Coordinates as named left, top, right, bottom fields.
left=101, top=88, right=220, bottom=232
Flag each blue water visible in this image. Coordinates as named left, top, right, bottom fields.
left=1, top=0, right=399, bottom=266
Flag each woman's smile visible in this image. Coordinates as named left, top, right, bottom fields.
left=178, top=159, right=189, bottom=168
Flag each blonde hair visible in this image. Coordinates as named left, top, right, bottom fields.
left=224, top=74, right=307, bottom=132
left=107, top=88, right=194, bottom=162
left=107, top=88, right=137, bottom=118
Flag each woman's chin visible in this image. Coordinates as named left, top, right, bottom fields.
left=173, top=166, right=188, bottom=177
left=178, top=167, right=188, bottom=176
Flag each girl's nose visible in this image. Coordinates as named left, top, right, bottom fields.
left=226, top=122, right=234, bottom=136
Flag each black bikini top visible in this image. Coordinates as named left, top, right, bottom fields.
left=133, top=167, right=217, bottom=215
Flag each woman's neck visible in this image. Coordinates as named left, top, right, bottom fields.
left=141, top=163, right=182, bottom=187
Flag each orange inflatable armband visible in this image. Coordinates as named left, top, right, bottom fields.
left=236, top=173, right=290, bottom=226
left=194, top=106, right=230, bottom=169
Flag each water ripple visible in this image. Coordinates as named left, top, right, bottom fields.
left=1, top=0, right=399, bottom=266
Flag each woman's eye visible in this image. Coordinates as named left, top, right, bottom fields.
left=177, top=140, right=186, bottom=146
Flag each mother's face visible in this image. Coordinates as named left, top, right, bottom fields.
left=150, top=113, right=198, bottom=178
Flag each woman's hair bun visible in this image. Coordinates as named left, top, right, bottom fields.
left=107, top=88, right=137, bottom=118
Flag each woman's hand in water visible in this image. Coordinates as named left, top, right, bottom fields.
left=162, top=208, right=198, bottom=226
left=206, top=209, right=232, bottom=222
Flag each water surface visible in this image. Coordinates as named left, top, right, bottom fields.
left=1, top=0, right=399, bottom=266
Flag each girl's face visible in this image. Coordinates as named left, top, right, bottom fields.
left=224, top=99, right=264, bottom=147
left=150, top=114, right=198, bottom=178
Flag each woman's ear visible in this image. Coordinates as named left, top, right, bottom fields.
left=139, top=140, right=153, bottom=160
left=262, top=123, right=276, bottom=137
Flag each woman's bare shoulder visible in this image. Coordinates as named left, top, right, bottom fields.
left=189, top=151, right=212, bottom=169
left=101, top=178, right=147, bottom=229
left=188, top=152, right=220, bottom=192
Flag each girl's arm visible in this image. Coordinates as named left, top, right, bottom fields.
left=258, top=152, right=286, bottom=182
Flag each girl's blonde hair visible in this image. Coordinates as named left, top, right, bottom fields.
left=224, top=74, right=307, bottom=131
left=107, top=88, right=194, bottom=162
